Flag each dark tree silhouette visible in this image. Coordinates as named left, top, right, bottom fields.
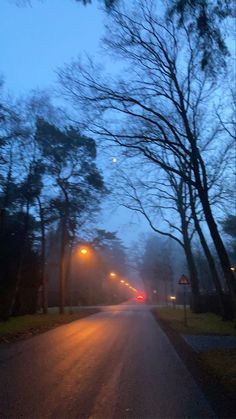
left=167, top=0, right=235, bottom=75
left=35, top=119, right=107, bottom=313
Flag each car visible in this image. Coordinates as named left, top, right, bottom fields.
left=136, top=294, right=145, bottom=302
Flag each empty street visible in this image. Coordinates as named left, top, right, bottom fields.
left=0, top=303, right=215, bottom=419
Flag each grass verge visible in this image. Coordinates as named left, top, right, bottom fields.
left=0, top=308, right=100, bottom=343
left=199, top=348, right=236, bottom=397
left=156, top=306, right=236, bottom=335
left=152, top=307, right=236, bottom=418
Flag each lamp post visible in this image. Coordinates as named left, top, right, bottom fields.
left=170, top=295, right=176, bottom=309
left=178, top=274, right=190, bottom=327
left=69, top=245, right=91, bottom=311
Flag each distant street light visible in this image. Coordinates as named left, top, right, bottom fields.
left=109, top=272, right=117, bottom=278
left=230, top=267, right=235, bottom=272
left=120, top=279, right=125, bottom=284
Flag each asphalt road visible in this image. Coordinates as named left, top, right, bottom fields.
left=0, top=303, right=215, bottom=419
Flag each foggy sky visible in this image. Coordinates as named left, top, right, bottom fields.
left=1, top=0, right=152, bottom=248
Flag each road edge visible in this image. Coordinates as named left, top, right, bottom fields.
left=0, top=309, right=100, bottom=344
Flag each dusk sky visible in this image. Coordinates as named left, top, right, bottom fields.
left=1, top=0, right=104, bottom=93
left=1, top=0, right=150, bottom=248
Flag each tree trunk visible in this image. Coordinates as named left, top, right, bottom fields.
left=37, top=198, right=48, bottom=314
left=178, top=93, right=236, bottom=317
left=59, top=220, right=66, bottom=314
left=177, top=181, right=200, bottom=312
left=11, top=202, right=30, bottom=315
left=188, top=186, right=229, bottom=318
left=65, top=243, right=73, bottom=313
left=200, top=187, right=235, bottom=290
left=58, top=181, right=71, bottom=314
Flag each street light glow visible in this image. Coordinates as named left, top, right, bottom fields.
left=80, top=248, right=88, bottom=255
left=120, top=280, right=125, bottom=283
left=170, top=296, right=176, bottom=301
left=109, top=272, right=117, bottom=278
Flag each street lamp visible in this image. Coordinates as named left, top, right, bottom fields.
left=80, top=248, right=88, bottom=255
left=109, top=272, right=117, bottom=278
left=170, top=295, right=176, bottom=309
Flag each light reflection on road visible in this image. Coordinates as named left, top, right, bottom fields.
left=0, top=302, right=215, bottom=419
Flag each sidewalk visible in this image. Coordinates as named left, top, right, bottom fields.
left=183, top=334, right=236, bottom=352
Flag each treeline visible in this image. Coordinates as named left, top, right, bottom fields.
left=139, top=232, right=236, bottom=313
left=0, top=86, right=129, bottom=320
left=46, top=229, right=130, bottom=308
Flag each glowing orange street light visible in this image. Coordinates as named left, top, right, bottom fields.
left=80, top=248, right=88, bottom=255
left=109, top=272, right=117, bottom=278
left=125, top=283, right=129, bottom=286
left=120, top=280, right=125, bottom=284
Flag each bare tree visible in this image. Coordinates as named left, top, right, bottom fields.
left=111, top=139, right=230, bottom=315
left=116, top=167, right=202, bottom=308
left=58, top=0, right=236, bottom=315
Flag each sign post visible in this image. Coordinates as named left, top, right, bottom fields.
left=178, top=274, right=190, bottom=327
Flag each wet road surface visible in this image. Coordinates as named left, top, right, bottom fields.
left=0, top=303, right=215, bottom=418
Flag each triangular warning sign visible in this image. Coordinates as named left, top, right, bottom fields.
left=178, top=274, right=190, bottom=285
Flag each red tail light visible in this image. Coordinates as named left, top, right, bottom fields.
left=136, top=295, right=144, bottom=301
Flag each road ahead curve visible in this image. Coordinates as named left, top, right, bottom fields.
left=0, top=304, right=215, bottom=418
